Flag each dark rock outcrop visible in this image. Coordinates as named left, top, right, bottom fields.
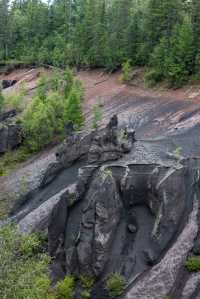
left=0, top=109, right=17, bottom=122
left=0, top=119, right=22, bottom=154
left=42, top=115, right=134, bottom=187
left=45, top=116, right=200, bottom=298
left=48, top=158, right=200, bottom=298
left=1, top=79, right=17, bottom=89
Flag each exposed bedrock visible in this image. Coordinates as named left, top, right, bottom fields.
left=48, top=157, right=200, bottom=297
left=1, top=79, right=17, bottom=89
left=42, top=114, right=135, bottom=187
left=0, top=118, right=22, bottom=154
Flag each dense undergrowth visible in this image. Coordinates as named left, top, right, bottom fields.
left=0, top=225, right=126, bottom=299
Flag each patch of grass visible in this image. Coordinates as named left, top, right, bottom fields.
left=185, top=256, right=200, bottom=272
left=105, top=273, right=126, bottom=299
left=0, top=147, right=32, bottom=177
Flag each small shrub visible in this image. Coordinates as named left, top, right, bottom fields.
left=37, top=75, right=49, bottom=100
left=92, top=104, right=103, bottom=129
left=56, top=276, right=75, bottom=299
left=81, top=290, right=91, bottom=299
left=144, top=69, right=163, bottom=87
left=64, top=82, right=84, bottom=130
left=102, top=169, right=113, bottom=182
left=5, top=94, right=24, bottom=112
left=185, top=256, right=200, bottom=272
left=173, top=147, right=182, bottom=158
left=105, top=273, right=126, bottom=298
left=122, top=60, right=132, bottom=83
left=22, top=96, right=55, bottom=152
left=80, top=275, right=94, bottom=290
left=20, top=233, right=41, bottom=257
left=0, top=225, right=51, bottom=299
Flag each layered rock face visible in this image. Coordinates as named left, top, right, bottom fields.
left=46, top=116, right=200, bottom=299
left=0, top=112, right=22, bottom=154
left=0, top=121, right=22, bottom=154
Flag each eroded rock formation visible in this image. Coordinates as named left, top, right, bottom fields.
left=0, top=117, right=22, bottom=154
left=45, top=116, right=200, bottom=299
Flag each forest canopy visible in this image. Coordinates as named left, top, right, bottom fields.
left=0, top=0, right=200, bottom=86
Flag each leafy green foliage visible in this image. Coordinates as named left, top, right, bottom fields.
left=146, top=16, right=194, bottom=87
left=56, top=276, right=75, bottom=299
left=122, top=60, right=132, bottom=83
left=63, top=81, right=84, bottom=130
left=80, top=275, right=95, bottom=290
left=0, top=225, right=50, bottom=299
left=22, top=96, right=55, bottom=152
left=81, top=290, right=91, bottom=299
left=105, top=273, right=126, bottom=298
left=21, top=70, right=84, bottom=152
left=79, top=275, right=94, bottom=299
left=185, top=256, right=200, bottom=272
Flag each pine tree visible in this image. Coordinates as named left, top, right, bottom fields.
left=145, top=0, right=182, bottom=49
left=0, top=0, right=10, bottom=60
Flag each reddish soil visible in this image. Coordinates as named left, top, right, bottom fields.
left=2, top=67, right=200, bottom=138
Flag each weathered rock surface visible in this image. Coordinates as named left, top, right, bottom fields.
left=3, top=113, right=200, bottom=299
left=124, top=199, right=199, bottom=299
left=18, top=184, right=76, bottom=233
left=1, top=79, right=17, bottom=89
left=48, top=157, right=200, bottom=298
left=42, top=115, right=134, bottom=187
left=0, top=119, right=22, bottom=154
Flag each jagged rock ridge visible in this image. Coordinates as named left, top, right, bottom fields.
left=44, top=116, right=200, bottom=299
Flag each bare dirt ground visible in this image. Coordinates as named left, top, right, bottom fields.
left=1, top=66, right=200, bottom=142
left=77, top=69, right=200, bottom=138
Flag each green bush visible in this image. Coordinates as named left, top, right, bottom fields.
left=122, top=60, right=132, bottom=82
left=80, top=275, right=94, bottom=290
left=185, top=256, right=200, bottom=272
left=81, top=290, right=91, bottom=299
left=5, top=94, right=24, bottom=112
left=21, top=69, right=84, bottom=152
left=0, top=225, right=50, bottom=299
left=56, top=276, right=75, bottom=299
left=22, top=96, right=55, bottom=152
left=105, top=273, right=126, bottom=298
left=64, top=81, right=84, bottom=130
left=144, top=69, right=163, bottom=87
